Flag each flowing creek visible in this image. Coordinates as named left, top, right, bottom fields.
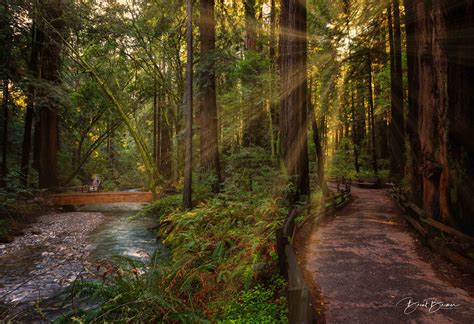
left=0, top=203, right=163, bottom=321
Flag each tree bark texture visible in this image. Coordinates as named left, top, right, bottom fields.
left=389, top=0, right=405, bottom=177
left=279, top=0, right=309, bottom=202
left=199, top=0, right=221, bottom=190
left=38, top=0, right=64, bottom=189
left=183, top=0, right=193, bottom=209
left=412, top=0, right=474, bottom=234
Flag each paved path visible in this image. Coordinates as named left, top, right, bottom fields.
left=297, top=187, right=474, bottom=323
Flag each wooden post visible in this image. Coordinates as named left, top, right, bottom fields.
left=276, top=228, right=288, bottom=278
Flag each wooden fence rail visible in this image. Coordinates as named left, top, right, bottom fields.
left=391, top=187, right=474, bottom=273
left=276, top=183, right=352, bottom=323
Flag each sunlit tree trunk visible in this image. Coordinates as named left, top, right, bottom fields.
left=244, top=0, right=257, bottom=51
left=350, top=80, right=360, bottom=173
left=279, top=0, right=309, bottom=202
left=183, top=0, right=193, bottom=209
left=199, top=0, right=221, bottom=192
left=367, top=53, right=378, bottom=175
left=309, top=78, right=328, bottom=196
left=268, top=0, right=278, bottom=157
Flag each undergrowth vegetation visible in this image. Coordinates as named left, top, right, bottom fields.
left=59, top=148, right=289, bottom=322
left=0, top=186, right=44, bottom=242
left=326, top=138, right=390, bottom=180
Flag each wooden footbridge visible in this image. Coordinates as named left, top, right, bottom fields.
left=49, top=191, right=153, bottom=206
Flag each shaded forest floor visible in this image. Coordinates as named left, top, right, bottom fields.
left=295, top=186, right=474, bottom=323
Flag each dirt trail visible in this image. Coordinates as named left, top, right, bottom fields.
left=297, top=187, right=474, bottom=323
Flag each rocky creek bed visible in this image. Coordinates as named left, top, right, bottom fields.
left=0, top=205, right=160, bottom=321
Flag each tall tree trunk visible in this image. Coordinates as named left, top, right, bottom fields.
left=33, top=121, right=40, bottom=172
left=279, top=0, right=309, bottom=203
left=414, top=0, right=448, bottom=222
left=244, top=0, right=257, bottom=51
left=367, top=53, right=378, bottom=175
left=0, top=1, right=11, bottom=189
left=411, top=0, right=474, bottom=234
left=199, top=0, right=221, bottom=192
left=183, top=0, right=193, bottom=209
left=403, top=0, right=422, bottom=203
left=350, top=80, right=360, bottom=173
left=153, top=78, right=158, bottom=171
left=20, top=21, right=43, bottom=188
left=445, top=0, right=474, bottom=233
left=268, top=0, right=278, bottom=157
left=1, top=79, right=8, bottom=188
left=38, top=0, right=64, bottom=189
left=309, top=78, right=328, bottom=195
left=389, top=0, right=405, bottom=178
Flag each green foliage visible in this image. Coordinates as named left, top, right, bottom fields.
left=221, top=280, right=287, bottom=323
left=327, top=138, right=390, bottom=179
left=139, top=193, right=182, bottom=220
left=56, top=254, right=203, bottom=323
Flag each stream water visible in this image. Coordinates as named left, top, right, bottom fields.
left=0, top=204, right=162, bottom=321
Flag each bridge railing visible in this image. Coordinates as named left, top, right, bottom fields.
left=276, top=185, right=352, bottom=323
left=391, top=186, right=474, bottom=273
left=327, top=176, right=393, bottom=189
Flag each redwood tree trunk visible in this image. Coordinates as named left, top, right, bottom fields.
left=244, top=0, right=257, bottom=51
left=389, top=0, right=405, bottom=178
left=445, top=0, right=474, bottom=233
left=269, top=0, right=278, bottom=157
left=411, top=0, right=474, bottom=234
left=350, top=80, right=360, bottom=173
left=367, top=53, right=378, bottom=175
left=183, top=0, right=193, bottom=209
left=403, top=0, right=422, bottom=203
left=0, top=2, right=11, bottom=188
left=279, top=0, right=309, bottom=202
left=414, top=0, right=448, bottom=221
left=38, top=0, right=64, bottom=189
left=309, top=78, right=328, bottom=196
left=199, top=0, right=221, bottom=191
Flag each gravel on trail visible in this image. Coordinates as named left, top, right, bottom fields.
left=295, top=186, right=474, bottom=324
